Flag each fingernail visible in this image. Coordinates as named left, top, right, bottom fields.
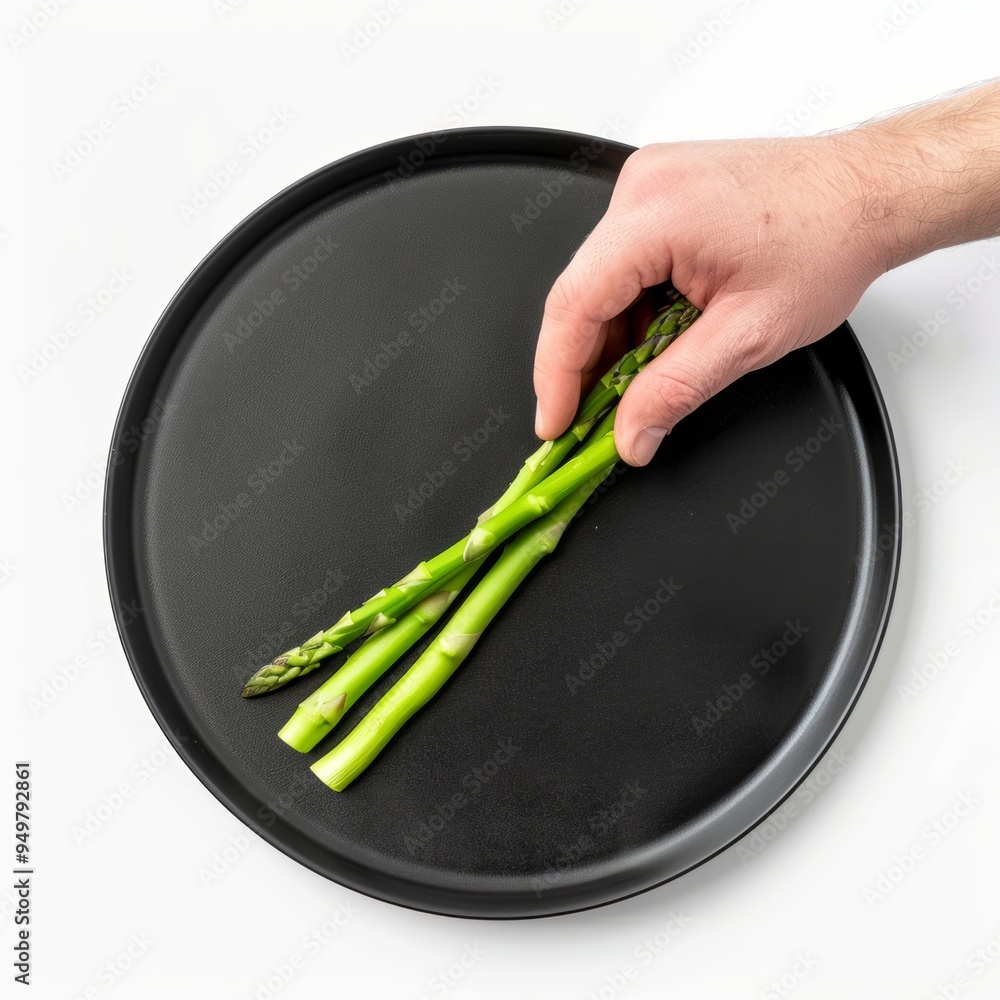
left=534, top=400, right=545, bottom=437
left=630, top=427, right=668, bottom=465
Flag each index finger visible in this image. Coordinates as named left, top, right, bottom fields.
left=532, top=214, right=667, bottom=439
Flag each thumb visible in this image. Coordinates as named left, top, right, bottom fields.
left=615, top=292, right=778, bottom=465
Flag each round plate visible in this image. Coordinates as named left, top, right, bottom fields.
left=104, top=127, right=900, bottom=918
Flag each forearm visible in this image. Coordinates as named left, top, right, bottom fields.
left=844, top=80, right=1000, bottom=274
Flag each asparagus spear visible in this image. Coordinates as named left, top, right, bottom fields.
left=242, top=413, right=619, bottom=697
left=278, top=560, right=482, bottom=751
left=310, top=462, right=616, bottom=791
left=241, top=295, right=700, bottom=697
left=275, top=302, right=701, bottom=735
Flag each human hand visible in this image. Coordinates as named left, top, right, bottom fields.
left=532, top=133, right=893, bottom=465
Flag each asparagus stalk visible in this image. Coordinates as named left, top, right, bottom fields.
left=310, top=462, right=616, bottom=791
left=241, top=295, right=700, bottom=697
left=275, top=303, right=701, bottom=735
left=242, top=413, right=618, bottom=697
left=278, top=560, right=482, bottom=751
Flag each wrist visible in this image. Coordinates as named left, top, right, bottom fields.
left=834, top=84, right=1000, bottom=276
left=790, top=129, right=906, bottom=289
left=842, top=119, right=961, bottom=273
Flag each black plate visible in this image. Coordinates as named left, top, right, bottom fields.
left=104, top=127, right=900, bottom=918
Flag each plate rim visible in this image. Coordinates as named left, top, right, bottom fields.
left=103, top=125, right=902, bottom=919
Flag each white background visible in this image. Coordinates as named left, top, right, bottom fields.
left=5, top=0, right=1000, bottom=997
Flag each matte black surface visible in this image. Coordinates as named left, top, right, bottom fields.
left=104, top=127, right=900, bottom=918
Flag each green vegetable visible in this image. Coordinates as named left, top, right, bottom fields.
left=310, top=460, right=616, bottom=791
left=278, top=561, right=480, bottom=752
left=241, top=294, right=698, bottom=698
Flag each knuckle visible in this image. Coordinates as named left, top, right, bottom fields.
left=532, top=359, right=552, bottom=392
left=724, top=304, right=791, bottom=369
left=731, top=323, right=773, bottom=366
left=546, top=262, right=628, bottom=332
left=536, top=318, right=589, bottom=370
left=544, top=275, right=581, bottom=320
left=619, top=144, right=657, bottom=178
left=533, top=339, right=569, bottom=378
left=545, top=259, right=605, bottom=324
left=614, top=146, right=671, bottom=208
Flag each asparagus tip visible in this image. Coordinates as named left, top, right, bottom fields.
left=241, top=673, right=275, bottom=698
left=241, top=657, right=303, bottom=698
